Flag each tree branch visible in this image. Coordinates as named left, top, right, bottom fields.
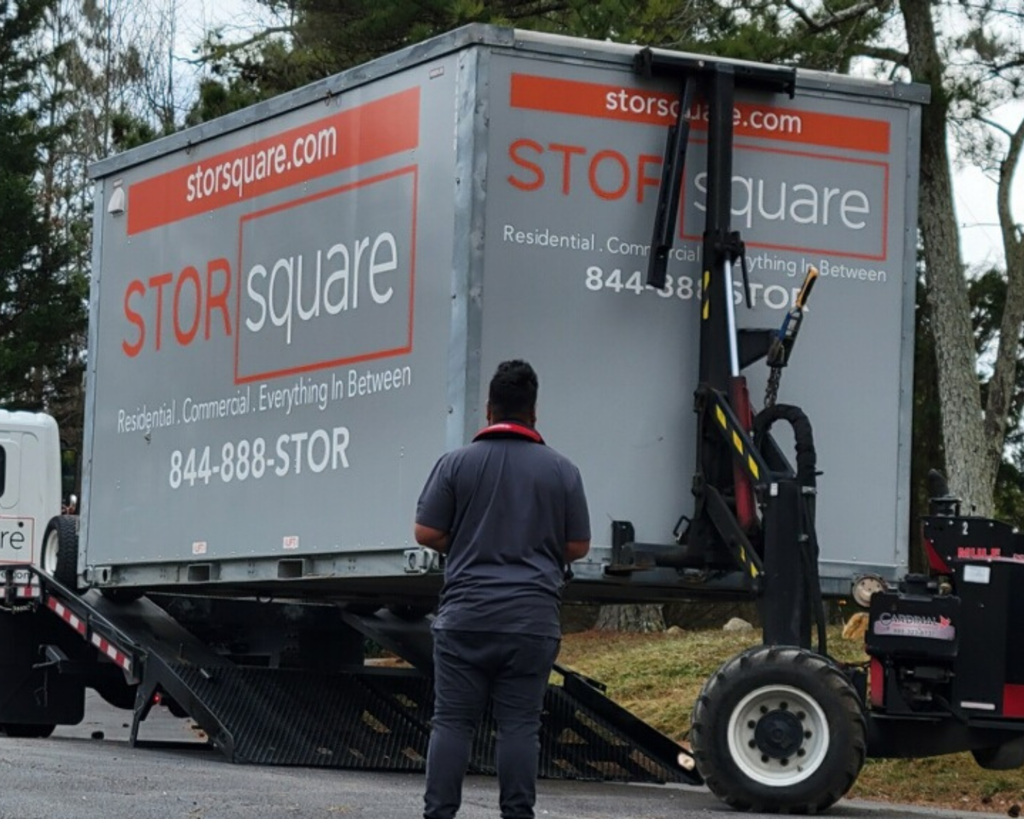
left=784, top=0, right=889, bottom=32
left=185, top=25, right=295, bottom=65
left=979, top=116, right=1012, bottom=140
left=856, top=44, right=909, bottom=65
left=993, top=57, right=1024, bottom=73
left=501, top=0, right=572, bottom=20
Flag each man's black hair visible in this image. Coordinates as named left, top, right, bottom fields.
left=488, top=360, right=538, bottom=419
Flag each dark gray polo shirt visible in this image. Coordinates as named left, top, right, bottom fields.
left=416, top=430, right=590, bottom=639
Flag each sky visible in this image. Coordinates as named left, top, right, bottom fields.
left=957, top=154, right=1020, bottom=271
left=173, top=0, right=271, bottom=58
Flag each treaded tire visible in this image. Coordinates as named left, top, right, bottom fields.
left=42, top=515, right=79, bottom=589
left=93, top=680, right=139, bottom=711
left=387, top=603, right=434, bottom=621
left=100, top=588, right=145, bottom=604
left=343, top=603, right=381, bottom=616
left=2, top=723, right=56, bottom=738
left=691, top=645, right=866, bottom=814
left=973, top=737, right=1024, bottom=770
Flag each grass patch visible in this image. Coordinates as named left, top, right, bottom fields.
left=556, top=627, right=1024, bottom=814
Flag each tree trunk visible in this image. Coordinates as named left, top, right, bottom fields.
left=899, top=0, right=993, bottom=515
left=984, top=117, right=1024, bottom=482
left=594, top=604, right=665, bottom=633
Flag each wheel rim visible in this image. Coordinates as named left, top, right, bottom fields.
left=726, top=683, right=830, bottom=787
left=43, top=530, right=59, bottom=575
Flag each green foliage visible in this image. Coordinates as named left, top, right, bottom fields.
left=994, top=461, right=1024, bottom=526
left=0, top=0, right=87, bottom=415
left=190, top=0, right=745, bottom=120
left=109, top=110, right=160, bottom=152
left=910, top=261, right=1024, bottom=530
left=626, top=0, right=893, bottom=72
left=909, top=262, right=1024, bottom=529
left=966, top=268, right=1024, bottom=523
left=971, top=267, right=1008, bottom=354
left=190, top=0, right=894, bottom=123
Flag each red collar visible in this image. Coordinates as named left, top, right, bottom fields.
left=473, top=422, right=545, bottom=444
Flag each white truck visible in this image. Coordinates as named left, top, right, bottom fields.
left=0, top=413, right=65, bottom=597
left=0, top=24, right=948, bottom=813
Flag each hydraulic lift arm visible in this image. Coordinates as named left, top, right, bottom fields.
left=623, top=48, right=825, bottom=649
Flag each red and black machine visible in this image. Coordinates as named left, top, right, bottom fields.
left=621, top=46, right=1024, bottom=813
left=865, top=474, right=1024, bottom=768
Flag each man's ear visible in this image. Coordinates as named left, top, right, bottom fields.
left=486, top=401, right=493, bottom=424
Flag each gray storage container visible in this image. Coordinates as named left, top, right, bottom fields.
left=82, top=26, right=925, bottom=597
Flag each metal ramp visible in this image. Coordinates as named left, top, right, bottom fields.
left=334, top=608, right=698, bottom=783
left=153, top=663, right=694, bottom=783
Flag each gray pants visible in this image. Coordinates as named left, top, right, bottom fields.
left=423, top=629, right=560, bottom=819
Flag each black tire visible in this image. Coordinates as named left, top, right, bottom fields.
left=344, top=602, right=381, bottom=616
left=973, top=737, right=1024, bottom=770
left=93, top=680, right=139, bottom=711
left=387, top=603, right=434, bottom=621
left=42, top=515, right=79, bottom=589
left=162, top=695, right=189, bottom=719
left=100, top=588, right=145, bottom=605
left=691, top=645, right=867, bottom=814
left=2, top=723, right=56, bottom=738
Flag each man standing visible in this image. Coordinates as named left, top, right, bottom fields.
left=415, top=359, right=591, bottom=819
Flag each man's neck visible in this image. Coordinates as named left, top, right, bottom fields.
left=492, top=416, right=534, bottom=428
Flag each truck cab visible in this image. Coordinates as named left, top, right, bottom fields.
left=0, top=411, right=65, bottom=575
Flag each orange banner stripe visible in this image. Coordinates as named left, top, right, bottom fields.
left=127, top=87, right=421, bottom=236
left=510, top=74, right=889, bottom=155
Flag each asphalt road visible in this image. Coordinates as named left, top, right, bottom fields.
left=0, top=694, right=995, bottom=819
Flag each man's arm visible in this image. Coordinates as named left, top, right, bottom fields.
left=564, top=465, right=590, bottom=564
left=415, top=455, right=454, bottom=554
left=415, top=523, right=450, bottom=554
left=565, top=539, right=590, bottom=562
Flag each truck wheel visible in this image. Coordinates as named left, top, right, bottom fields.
left=973, top=737, right=1024, bottom=770
left=94, top=680, right=139, bottom=711
left=42, top=515, right=79, bottom=589
left=387, top=603, right=434, bottom=621
left=691, top=645, right=866, bottom=813
left=100, top=588, right=145, bottom=604
left=2, top=723, right=56, bottom=738
left=344, top=603, right=381, bottom=616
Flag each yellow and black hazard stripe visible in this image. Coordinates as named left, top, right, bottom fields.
left=709, top=392, right=769, bottom=486
left=703, top=484, right=764, bottom=583
left=734, top=540, right=762, bottom=581
left=701, top=269, right=711, bottom=321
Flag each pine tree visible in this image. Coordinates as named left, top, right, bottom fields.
left=0, top=0, right=87, bottom=418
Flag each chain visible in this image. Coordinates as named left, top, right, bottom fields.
left=0, top=600, right=36, bottom=614
left=766, top=367, right=782, bottom=409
